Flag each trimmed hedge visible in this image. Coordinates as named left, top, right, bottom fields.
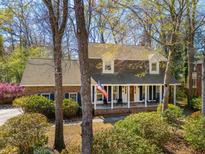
left=93, top=128, right=162, bottom=154
left=13, top=95, right=55, bottom=119
left=63, top=99, right=79, bottom=118
left=115, top=112, right=170, bottom=145
left=13, top=95, right=80, bottom=119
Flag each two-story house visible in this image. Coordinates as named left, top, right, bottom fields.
left=21, top=43, right=179, bottom=115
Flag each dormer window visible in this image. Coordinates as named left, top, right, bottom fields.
left=149, top=61, right=159, bottom=74
left=103, top=60, right=114, bottom=73
left=151, top=63, right=157, bottom=72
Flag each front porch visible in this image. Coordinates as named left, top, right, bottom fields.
left=91, top=84, right=177, bottom=115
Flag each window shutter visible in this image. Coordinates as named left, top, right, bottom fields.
left=65, top=93, right=69, bottom=99
left=77, top=92, right=81, bottom=106
left=50, top=93, right=55, bottom=101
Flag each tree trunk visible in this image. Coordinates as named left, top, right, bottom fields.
left=163, top=49, right=174, bottom=110
left=53, top=35, right=65, bottom=151
left=187, top=43, right=195, bottom=106
left=186, top=0, right=197, bottom=106
left=42, top=0, right=68, bottom=152
left=74, top=1, right=93, bottom=154
left=202, top=52, right=205, bottom=115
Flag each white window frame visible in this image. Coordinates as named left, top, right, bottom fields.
left=103, top=60, right=114, bottom=74
left=69, top=92, right=78, bottom=102
left=41, top=93, right=51, bottom=99
left=149, top=61, right=159, bottom=74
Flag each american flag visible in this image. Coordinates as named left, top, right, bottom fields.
left=96, top=82, right=108, bottom=99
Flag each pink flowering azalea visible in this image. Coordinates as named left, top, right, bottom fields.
left=0, top=83, right=24, bottom=100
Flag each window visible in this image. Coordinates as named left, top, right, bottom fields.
left=149, top=61, right=159, bottom=74
left=64, top=93, right=78, bottom=101
left=113, top=86, right=119, bottom=101
left=69, top=93, right=77, bottom=102
left=41, top=93, right=50, bottom=99
left=151, top=63, right=157, bottom=72
left=103, top=60, right=114, bottom=73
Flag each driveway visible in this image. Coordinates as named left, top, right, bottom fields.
left=0, top=108, right=23, bottom=125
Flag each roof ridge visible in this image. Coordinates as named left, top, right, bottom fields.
left=88, top=42, right=153, bottom=50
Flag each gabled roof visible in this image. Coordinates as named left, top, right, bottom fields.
left=21, top=58, right=177, bottom=87
left=21, top=58, right=82, bottom=86
left=88, top=43, right=167, bottom=61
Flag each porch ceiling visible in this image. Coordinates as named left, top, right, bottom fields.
left=91, top=73, right=178, bottom=85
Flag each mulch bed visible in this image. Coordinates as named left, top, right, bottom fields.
left=163, top=129, right=203, bottom=154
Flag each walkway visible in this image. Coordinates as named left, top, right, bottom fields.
left=0, top=107, right=23, bottom=125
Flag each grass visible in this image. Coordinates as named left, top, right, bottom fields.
left=46, top=121, right=197, bottom=154
left=47, top=122, right=113, bottom=150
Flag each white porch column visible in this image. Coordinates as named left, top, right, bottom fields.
left=174, top=85, right=176, bottom=105
left=159, top=85, right=162, bottom=103
left=94, top=85, right=97, bottom=110
left=111, top=86, right=114, bottom=109
left=145, top=85, right=147, bottom=107
left=128, top=86, right=130, bottom=108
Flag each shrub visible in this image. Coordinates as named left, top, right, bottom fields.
left=13, top=95, right=55, bottom=118
left=33, top=147, right=52, bottom=154
left=115, top=112, right=170, bottom=145
left=176, top=87, right=187, bottom=101
left=183, top=116, right=205, bottom=151
left=0, top=146, right=18, bottom=154
left=0, top=113, right=49, bottom=154
left=157, top=104, right=183, bottom=127
left=0, top=83, right=24, bottom=104
left=190, top=111, right=202, bottom=119
left=190, top=97, right=201, bottom=110
left=63, top=99, right=79, bottom=118
left=93, top=128, right=161, bottom=154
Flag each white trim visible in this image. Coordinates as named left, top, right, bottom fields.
left=91, top=83, right=180, bottom=86
left=174, top=85, right=176, bottom=105
left=102, top=60, right=114, bottom=74
left=22, top=83, right=181, bottom=87
left=128, top=86, right=130, bottom=108
left=149, top=61, right=159, bottom=74
left=111, top=86, right=113, bottom=109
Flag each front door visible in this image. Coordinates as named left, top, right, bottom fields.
left=130, top=86, right=134, bottom=102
